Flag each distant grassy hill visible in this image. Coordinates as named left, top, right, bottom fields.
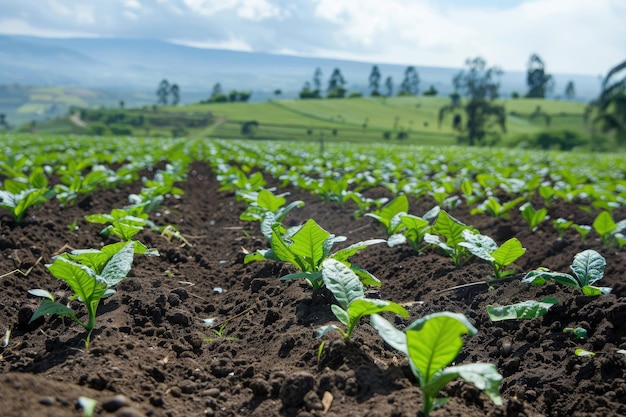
left=21, top=95, right=590, bottom=148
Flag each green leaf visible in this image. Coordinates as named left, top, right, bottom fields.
left=289, top=219, right=331, bottom=270
left=425, top=363, right=502, bottom=406
left=78, top=396, right=98, bottom=417
left=406, top=313, right=477, bottom=383
left=593, top=211, right=616, bottom=237
left=27, top=288, right=54, bottom=300
left=432, top=210, right=470, bottom=247
left=491, top=238, right=526, bottom=268
left=458, top=230, right=497, bottom=261
left=486, top=299, right=557, bottom=321
left=350, top=264, right=382, bottom=287
left=522, top=269, right=579, bottom=287
left=330, top=304, right=350, bottom=327
left=47, top=258, right=107, bottom=305
left=563, top=327, right=588, bottom=339
left=270, top=223, right=299, bottom=267
left=575, top=348, right=595, bottom=357
left=570, top=249, right=605, bottom=286
left=347, top=299, right=408, bottom=323
left=332, top=239, right=386, bottom=261
left=321, top=259, right=364, bottom=309
left=100, top=241, right=135, bottom=287
left=370, top=313, right=408, bottom=355
left=257, top=189, right=286, bottom=211
left=29, top=299, right=78, bottom=324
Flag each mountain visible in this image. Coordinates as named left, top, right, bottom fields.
left=0, top=35, right=601, bottom=102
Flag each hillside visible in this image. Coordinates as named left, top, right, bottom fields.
left=23, top=96, right=589, bottom=148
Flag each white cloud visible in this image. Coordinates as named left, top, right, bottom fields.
left=170, top=37, right=253, bottom=52
left=0, top=18, right=98, bottom=38
left=182, top=0, right=284, bottom=20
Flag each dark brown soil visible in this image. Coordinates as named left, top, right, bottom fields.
left=1, top=161, right=625, bottom=417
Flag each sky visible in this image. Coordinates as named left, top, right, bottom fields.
left=0, top=0, right=624, bottom=76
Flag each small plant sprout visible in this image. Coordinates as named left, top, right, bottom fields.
left=204, top=323, right=238, bottom=343
left=160, top=224, right=191, bottom=246
left=459, top=230, right=526, bottom=279
left=486, top=298, right=558, bottom=321
left=0, top=167, right=55, bottom=222
left=522, top=249, right=611, bottom=296
left=572, top=224, right=592, bottom=243
left=239, top=189, right=304, bottom=223
left=29, top=241, right=159, bottom=349
left=365, top=195, right=409, bottom=236
left=471, top=196, right=525, bottom=218
left=424, top=210, right=477, bottom=267
left=245, top=219, right=384, bottom=290
left=85, top=208, right=148, bottom=241
left=519, top=202, right=549, bottom=232
left=553, top=218, right=573, bottom=238
left=371, top=313, right=502, bottom=417
left=592, top=211, right=626, bottom=248
left=78, top=396, right=98, bottom=417
left=563, top=327, right=588, bottom=339
left=316, top=259, right=408, bottom=340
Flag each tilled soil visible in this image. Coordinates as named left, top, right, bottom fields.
left=0, top=161, right=625, bottom=417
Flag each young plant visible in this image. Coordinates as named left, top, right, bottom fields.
left=204, top=323, right=238, bottom=342
left=424, top=210, right=476, bottom=266
left=553, top=218, right=573, bottom=238
left=29, top=241, right=158, bottom=349
left=239, top=189, right=303, bottom=223
left=0, top=167, right=55, bottom=222
left=471, top=196, right=525, bottom=218
left=572, top=224, right=592, bottom=243
left=458, top=230, right=526, bottom=279
left=592, top=211, right=626, bottom=248
left=371, top=313, right=502, bottom=417
left=519, top=202, right=549, bottom=232
left=245, top=219, right=384, bottom=290
left=522, top=249, right=611, bottom=296
left=342, top=191, right=388, bottom=219
left=365, top=195, right=408, bottom=236
left=85, top=208, right=148, bottom=241
left=316, top=259, right=408, bottom=340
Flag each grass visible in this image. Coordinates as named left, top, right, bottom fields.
left=22, top=94, right=593, bottom=147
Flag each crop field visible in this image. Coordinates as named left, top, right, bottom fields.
left=0, top=133, right=625, bottom=417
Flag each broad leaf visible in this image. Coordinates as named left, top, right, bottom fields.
left=257, top=189, right=285, bottom=211
left=100, top=241, right=135, bottom=287
left=370, top=314, right=408, bottom=354
left=322, top=259, right=364, bottom=309
left=29, top=299, right=78, bottom=324
left=347, top=299, right=408, bottom=323
left=491, top=238, right=526, bottom=267
left=330, top=305, right=350, bottom=327
left=458, top=230, right=497, bottom=261
left=522, top=269, right=579, bottom=288
left=332, top=239, right=386, bottom=261
left=593, top=211, right=616, bottom=236
left=406, top=313, right=477, bottom=383
left=47, top=257, right=107, bottom=305
left=570, top=249, right=605, bottom=286
left=425, top=363, right=502, bottom=405
left=486, top=299, right=557, bottom=321
left=290, top=219, right=331, bottom=269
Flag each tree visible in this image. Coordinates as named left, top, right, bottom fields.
left=313, top=68, right=323, bottom=92
left=0, top=113, right=8, bottom=130
left=299, top=81, right=320, bottom=99
left=586, top=59, right=626, bottom=146
left=229, top=90, right=239, bottom=102
left=327, top=68, right=347, bottom=98
left=384, top=76, right=393, bottom=97
left=156, top=79, right=169, bottom=105
left=369, top=65, right=381, bottom=96
left=398, top=66, right=420, bottom=96
left=273, top=89, right=282, bottom=99
left=438, top=57, right=506, bottom=146
left=170, top=83, right=180, bottom=105
left=564, top=81, right=575, bottom=100
left=423, top=85, right=438, bottom=96
left=526, top=54, right=554, bottom=98
left=212, top=83, right=222, bottom=97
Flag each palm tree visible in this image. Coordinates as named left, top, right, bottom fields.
left=586, top=60, right=626, bottom=146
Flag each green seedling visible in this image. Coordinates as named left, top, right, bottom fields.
left=575, top=349, right=595, bottom=357
left=519, top=202, right=549, bottom=232
left=486, top=298, right=557, bottom=321
left=424, top=210, right=477, bottom=266
left=563, top=327, right=588, bottom=339
left=0, top=167, right=55, bottom=222
left=317, top=341, right=325, bottom=364
left=342, top=191, right=388, bottom=219
left=29, top=241, right=158, bottom=349
left=592, top=211, right=626, bottom=248
left=78, top=396, right=98, bottom=417
left=572, top=224, right=592, bottom=242
left=204, top=323, right=238, bottom=342
left=86, top=208, right=149, bottom=241
left=160, top=224, right=191, bottom=246
left=316, top=259, right=408, bottom=340
left=471, top=196, right=525, bottom=218
left=365, top=195, right=409, bottom=236
left=239, top=189, right=304, bottom=225
left=553, top=218, right=573, bottom=238
left=217, top=167, right=266, bottom=194
left=522, top=249, right=611, bottom=296
left=245, top=219, right=384, bottom=290
left=371, top=313, right=502, bottom=417
left=459, top=230, right=526, bottom=279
